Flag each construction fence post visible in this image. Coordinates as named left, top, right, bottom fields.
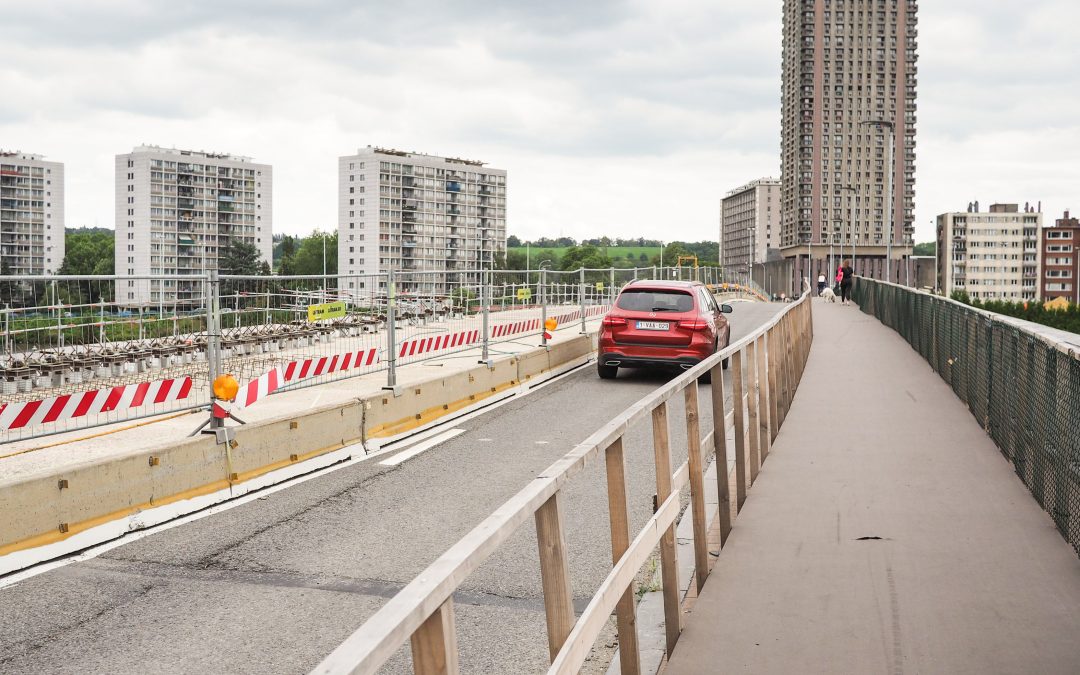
left=386, top=270, right=397, bottom=389
left=579, top=267, right=587, bottom=334
left=540, top=268, right=548, bottom=348
left=481, top=268, right=491, bottom=363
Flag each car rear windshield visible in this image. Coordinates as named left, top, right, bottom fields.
left=616, top=289, right=695, bottom=313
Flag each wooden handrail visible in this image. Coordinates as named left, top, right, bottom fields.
left=311, top=293, right=814, bottom=675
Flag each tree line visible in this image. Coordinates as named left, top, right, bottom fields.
left=950, top=291, right=1080, bottom=335
left=499, top=240, right=719, bottom=271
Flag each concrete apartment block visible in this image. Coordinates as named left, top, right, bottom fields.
left=721, top=178, right=780, bottom=273
left=1040, top=210, right=1080, bottom=303
left=0, top=151, right=64, bottom=275
left=937, top=203, right=1042, bottom=302
left=337, top=146, right=507, bottom=296
left=114, top=146, right=272, bottom=307
left=780, top=0, right=917, bottom=277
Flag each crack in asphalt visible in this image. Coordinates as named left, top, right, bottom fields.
left=0, top=582, right=156, bottom=664
left=105, top=459, right=409, bottom=572
left=81, top=557, right=592, bottom=614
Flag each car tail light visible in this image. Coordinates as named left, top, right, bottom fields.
left=679, top=319, right=710, bottom=330
left=602, top=316, right=627, bottom=327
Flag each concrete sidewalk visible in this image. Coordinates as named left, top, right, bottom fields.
left=666, top=300, right=1080, bottom=675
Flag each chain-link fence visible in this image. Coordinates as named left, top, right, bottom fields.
left=853, top=277, right=1080, bottom=556
left=1, top=266, right=740, bottom=443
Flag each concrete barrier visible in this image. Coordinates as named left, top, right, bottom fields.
left=0, top=333, right=597, bottom=576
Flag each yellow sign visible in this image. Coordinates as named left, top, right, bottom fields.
left=516, top=288, right=532, bottom=301
left=307, top=300, right=347, bottom=322
left=595, top=282, right=605, bottom=291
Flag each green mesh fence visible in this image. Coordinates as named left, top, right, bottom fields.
left=852, top=278, right=1080, bottom=556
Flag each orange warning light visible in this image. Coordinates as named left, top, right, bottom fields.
left=213, top=374, right=240, bottom=401
left=545, top=318, right=558, bottom=331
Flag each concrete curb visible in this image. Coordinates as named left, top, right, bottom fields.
left=0, top=333, right=597, bottom=577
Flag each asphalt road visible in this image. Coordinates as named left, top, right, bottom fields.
left=0, top=301, right=785, bottom=675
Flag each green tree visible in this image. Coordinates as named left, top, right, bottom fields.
left=218, top=240, right=264, bottom=276
left=650, top=242, right=692, bottom=267
left=59, top=227, right=114, bottom=276
left=560, top=244, right=611, bottom=271
left=913, top=242, right=936, bottom=256
left=507, top=234, right=522, bottom=248
left=275, top=235, right=299, bottom=274
left=292, top=231, right=338, bottom=276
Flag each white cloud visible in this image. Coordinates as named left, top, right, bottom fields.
left=1, top=0, right=1077, bottom=244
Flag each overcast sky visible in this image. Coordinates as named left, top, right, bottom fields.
left=3, top=0, right=1078, bottom=244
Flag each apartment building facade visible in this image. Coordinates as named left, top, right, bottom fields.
left=1040, top=210, right=1079, bottom=303
left=0, top=151, right=64, bottom=275
left=337, top=146, right=507, bottom=296
left=720, top=178, right=780, bottom=272
left=780, top=0, right=917, bottom=282
left=115, top=146, right=272, bottom=306
left=937, top=203, right=1042, bottom=301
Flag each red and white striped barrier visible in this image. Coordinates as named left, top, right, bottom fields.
left=398, top=330, right=480, bottom=359
left=491, top=319, right=541, bottom=338
left=0, top=377, right=194, bottom=432
left=215, top=347, right=382, bottom=417
left=234, top=367, right=284, bottom=409
left=281, top=348, right=381, bottom=384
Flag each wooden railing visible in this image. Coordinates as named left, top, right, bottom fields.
left=311, top=294, right=814, bottom=675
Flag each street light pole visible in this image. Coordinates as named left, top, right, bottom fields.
left=861, top=119, right=896, bottom=283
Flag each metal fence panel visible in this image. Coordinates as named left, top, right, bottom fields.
left=853, top=277, right=1080, bottom=556
left=1, top=275, right=212, bottom=441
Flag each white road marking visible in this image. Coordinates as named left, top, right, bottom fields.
left=535, top=441, right=550, bottom=445
left=379, top=428, right=467, bottom=466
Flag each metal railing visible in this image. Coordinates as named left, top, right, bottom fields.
left=853, top=277, right=1080, bottom=556
left=0, top=266, right=741, bottom=443
left=310, top=293, right=813, bottom=675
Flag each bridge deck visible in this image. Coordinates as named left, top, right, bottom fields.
left=666, top=300, right=1080, bottom=674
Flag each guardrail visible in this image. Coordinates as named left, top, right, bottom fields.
left=853, top=277, right=1080, bottom=556
left=0, top=266, right=757, bottom=443
left=310, top=292, right=813, bottom=674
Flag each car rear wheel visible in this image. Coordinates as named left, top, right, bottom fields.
left=597, top=362, right=618, bottom=380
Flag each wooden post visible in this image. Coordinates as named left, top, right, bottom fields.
left=604, top=438, right=641, bottom=675
left=767, top=326, right=780, bottom=442
left=651, top=402, right=682, bottom=655
left=410, top=599, right=460, bottom=675
left=784, top=314, right=795, bottom=411
left=730, top=349, right=748, bottom=510
left=683, top=382, right=709, bottom=592
left=776, top=321, right=789, bottom=427
left=535, top=493, right=576, bottom=662
left=756, top=334, right=770, bottom=462
left=710, top=363, right=733, bottom=545
left=746, top=339, right=761, bottom=484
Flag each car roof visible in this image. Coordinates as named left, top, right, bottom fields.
left=623, top=279, right=703, bottom=290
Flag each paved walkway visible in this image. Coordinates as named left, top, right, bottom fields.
left=666, top=299, right=1080, bottom=675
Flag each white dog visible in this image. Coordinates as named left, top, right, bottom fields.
left=820, top=287, right=837, bottom=303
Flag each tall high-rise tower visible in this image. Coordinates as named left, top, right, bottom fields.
left=781, top=0, right=917, bottom=283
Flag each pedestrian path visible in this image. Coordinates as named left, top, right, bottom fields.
left=665, top=299, right=1080, bottom=674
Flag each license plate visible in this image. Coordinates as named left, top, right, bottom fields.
left=636, top=321, right=670, bottom=331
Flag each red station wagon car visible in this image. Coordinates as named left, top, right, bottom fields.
left=597, top=280, right=733, bottom=380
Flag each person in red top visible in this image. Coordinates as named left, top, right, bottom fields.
left=839, top=260, right=854, bottom=305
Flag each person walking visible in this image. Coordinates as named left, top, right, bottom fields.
left=839, top=260, right=854, bottom=305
